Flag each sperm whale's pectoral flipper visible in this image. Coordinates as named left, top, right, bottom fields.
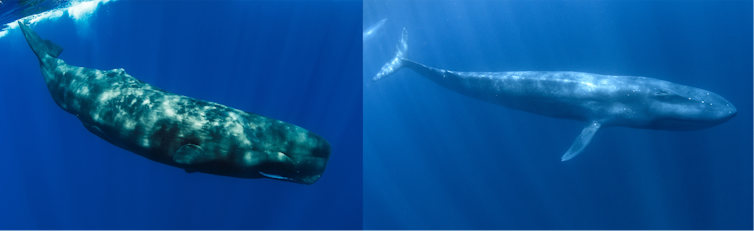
left=173, top=144, right=216, bottom=165
left=561, top=122, right=602, bottom=161
left=373, top=28, right=409, bottom=81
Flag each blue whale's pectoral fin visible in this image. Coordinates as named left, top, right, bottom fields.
left=173, top=144, right=215, bottom=165
left=373, top=28, right=409, bottom=81
left=561, top=122, right=602, bottom=161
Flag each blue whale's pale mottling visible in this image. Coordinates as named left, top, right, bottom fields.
left=374, top=28, right=737, bottom=161
left=19, top=22, right=331, bottom=184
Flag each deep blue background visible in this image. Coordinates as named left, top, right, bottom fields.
left=0, top=0, right=362, bottom=229
left=364, top=0, right=752, bottom=229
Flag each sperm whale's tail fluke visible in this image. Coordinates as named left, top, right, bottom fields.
left=18, top=22, right=63, bottom=61
left=373, top=28, right=408, bottom=81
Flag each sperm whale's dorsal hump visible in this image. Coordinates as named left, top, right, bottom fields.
left=373, top=28, right=737, bottom=161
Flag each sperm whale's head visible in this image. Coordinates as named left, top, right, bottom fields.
left=244, top=118, right=331, bottom=185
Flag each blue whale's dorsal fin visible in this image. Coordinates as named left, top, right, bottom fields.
left=561, top=122, right=602, bottom=161
left=173, top=144, right=215, bottom=165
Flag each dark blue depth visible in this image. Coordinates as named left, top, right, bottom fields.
left=364, top=0, right=752, bottom=229
left=0, top=0, right=362, bottom=229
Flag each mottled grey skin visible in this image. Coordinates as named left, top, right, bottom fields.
left=374, top=28, right=736, bottom=161
left=19, top=22, right=330, bottom=184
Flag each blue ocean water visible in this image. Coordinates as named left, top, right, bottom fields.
left=0, top=0, right=362, bottom=229
left=364, top=0, right=752, bottom=229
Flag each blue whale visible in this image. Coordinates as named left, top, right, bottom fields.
left=373, top=28, right=737, bottom=161
left=19, top=22, right=331, bottom=184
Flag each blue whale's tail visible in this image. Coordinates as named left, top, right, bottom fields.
left=18, top=22, right=63, bottom=61
left=373, top=28, right=408, bottom=81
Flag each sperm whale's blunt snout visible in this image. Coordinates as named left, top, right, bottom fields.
left=264, top=126, right=331, bottom=185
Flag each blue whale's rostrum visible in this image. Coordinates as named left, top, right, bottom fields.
left=19, top=22, right=330, bottom=184
left=374, top=28, right=737, bottom=161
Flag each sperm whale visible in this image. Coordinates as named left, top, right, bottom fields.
left=19, top=22, right=331, bottom=184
